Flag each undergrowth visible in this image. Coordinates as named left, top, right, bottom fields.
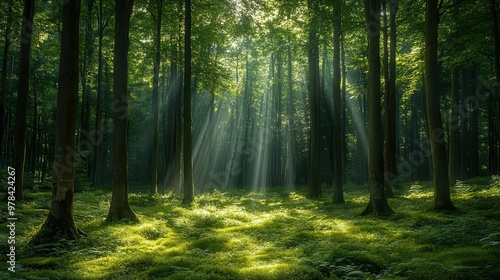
left=1, top=177, right=499, bottom=279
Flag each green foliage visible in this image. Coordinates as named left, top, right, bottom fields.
left=1, top=180, right=499, bottom=279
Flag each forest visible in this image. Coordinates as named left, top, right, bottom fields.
left=0, top=0, right=500, bottom=279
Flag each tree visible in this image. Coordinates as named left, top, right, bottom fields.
left=182, top=0, right=194, bottom=204
left=424, top=0, right=454, bottom=210
left=384, top=0, right=398, bottom=195
left=332, top=0, right=344, bottom=204
left=0, top=0, right=13, bottom=160
left=13, top=0, right=36, bottom=201
left=492, top=0, right=500, bottom=176
left=107, top=0, right=138, bottom=222
left=151, top=0, right=162, bottom=195
left=307, top=0, right=321, bottom=199
left=362, top=0, right=394, bottom=216
left=34, top=0, right=83, bottom=242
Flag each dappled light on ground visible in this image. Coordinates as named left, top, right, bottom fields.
left=1, top=178, right=499, bottom=279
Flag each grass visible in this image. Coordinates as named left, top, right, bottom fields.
left=1, top=177, right=499, bottom=279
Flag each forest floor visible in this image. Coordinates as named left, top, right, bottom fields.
left=1, top=177, right=500, bottom=280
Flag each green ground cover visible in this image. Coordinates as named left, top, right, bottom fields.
left=1, top=177, right=499, bottom=279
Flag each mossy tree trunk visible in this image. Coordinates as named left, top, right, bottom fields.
left=35, top=0, right=82, bottom=243
left=107, top=0, right=138, bottom=222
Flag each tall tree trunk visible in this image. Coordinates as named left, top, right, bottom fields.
left=362, top=0, right=394, bottom=216
left=93, top=0, right=110, bottom=187
left=449, top=66, right=460, bottom=186
left=151, top=0, right=162, bottom=195
left=385, top=0, right=398, bottom=194
left=491, top=0, right=500, bottom=175
left=34, top=0, right=83, bottom=243
left=0, top=0, right=13, bottom=160
left=341, top=31, right=347, bottom=183
left=107, top=0, right=138, bottom=222
left=332, top=0, right=344, bottom=204
left=286, top=35, right=295, bottom=187
left=13, top=0, right=36, bottom=201
left=424, top=0, right=454, bottom=210
left=307, top=0, right=321, bottom=199
left=182, top=0, right=194, bottom=204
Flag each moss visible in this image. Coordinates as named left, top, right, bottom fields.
left=4, top=181, right=499, bottom=279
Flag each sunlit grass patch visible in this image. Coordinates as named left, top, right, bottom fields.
left=4, top=180, right=499, bottom=279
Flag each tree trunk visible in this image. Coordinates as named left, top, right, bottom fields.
left=0, top=0, right=13, bottom=160
left=182, top=0, right=194, bottom=204
left=34, top=0, right=83, bottom=243
left=93, top=0, right=110, bottom=187
left=385, top=0, right=398, bottom=195
left=107, top=0, right=138, bottom=222
left=449, top=66, right=460, bottom=186
left=286, top=35, right=295, bottom=187
left=13, top=0, right=36, bottom=201
left=151, top=0, right=162, bottom=195
left=424, top=0, right=454, bottom=210
left=362, top=0, right=394, bottom=216
left=307, top=0, right=321, bottom=199
left=332, top=0, right=344, bottom=204
left=491, top=0, right=500, bottom=175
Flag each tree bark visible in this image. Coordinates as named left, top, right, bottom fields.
left=182, top=0, right=194, bottom=204
left=13, top=0, right=36, bottom=201
left=332, top=0, right=344, bottom=204
left=286, top=35, right=295, bottom=187
left=107, top=0, right=138, bottom=222
left=424, top=0, right=454, bottom=210
left=34, top=0, right=83, bottom=243
left=362, top=0, right=394, bottom=216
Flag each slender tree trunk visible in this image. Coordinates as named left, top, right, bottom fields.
left=491, top=0, right=500, bottom=175
left=0, top=0, right=13, bottom=160
left=425, top=0, right=454, bottom=210
left=151, top=0, right=162, bottom=195
left=107, top=0, right=138, bottom=222
left=307, top=0, right=321, bottom=199
left=13, top=0, right=36, bottom=201
left=362, top=0, right=394, bottom=216
left=385, top=0, right=398, bottom=195
left=93, top=0, right=110, bottom=187
left=286, top=35, right=295, bottom=187
left=449, top=66, right=460, bottom=186
left=332, top=0, right=344, bottom=204
left=34, top=0, right=83, bottom=243
left=341, top=31, right=347, bottom=183
left=182, top=0, right=194, bottom=204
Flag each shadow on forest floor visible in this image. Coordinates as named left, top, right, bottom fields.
left=1, top=177, right=500, bottom=279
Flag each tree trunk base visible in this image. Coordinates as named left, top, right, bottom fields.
left=106, top=206, right=139, bottom=223
left=31, top=214, right=83, bottom=245
left=361, top=198, right=395, bottom=216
